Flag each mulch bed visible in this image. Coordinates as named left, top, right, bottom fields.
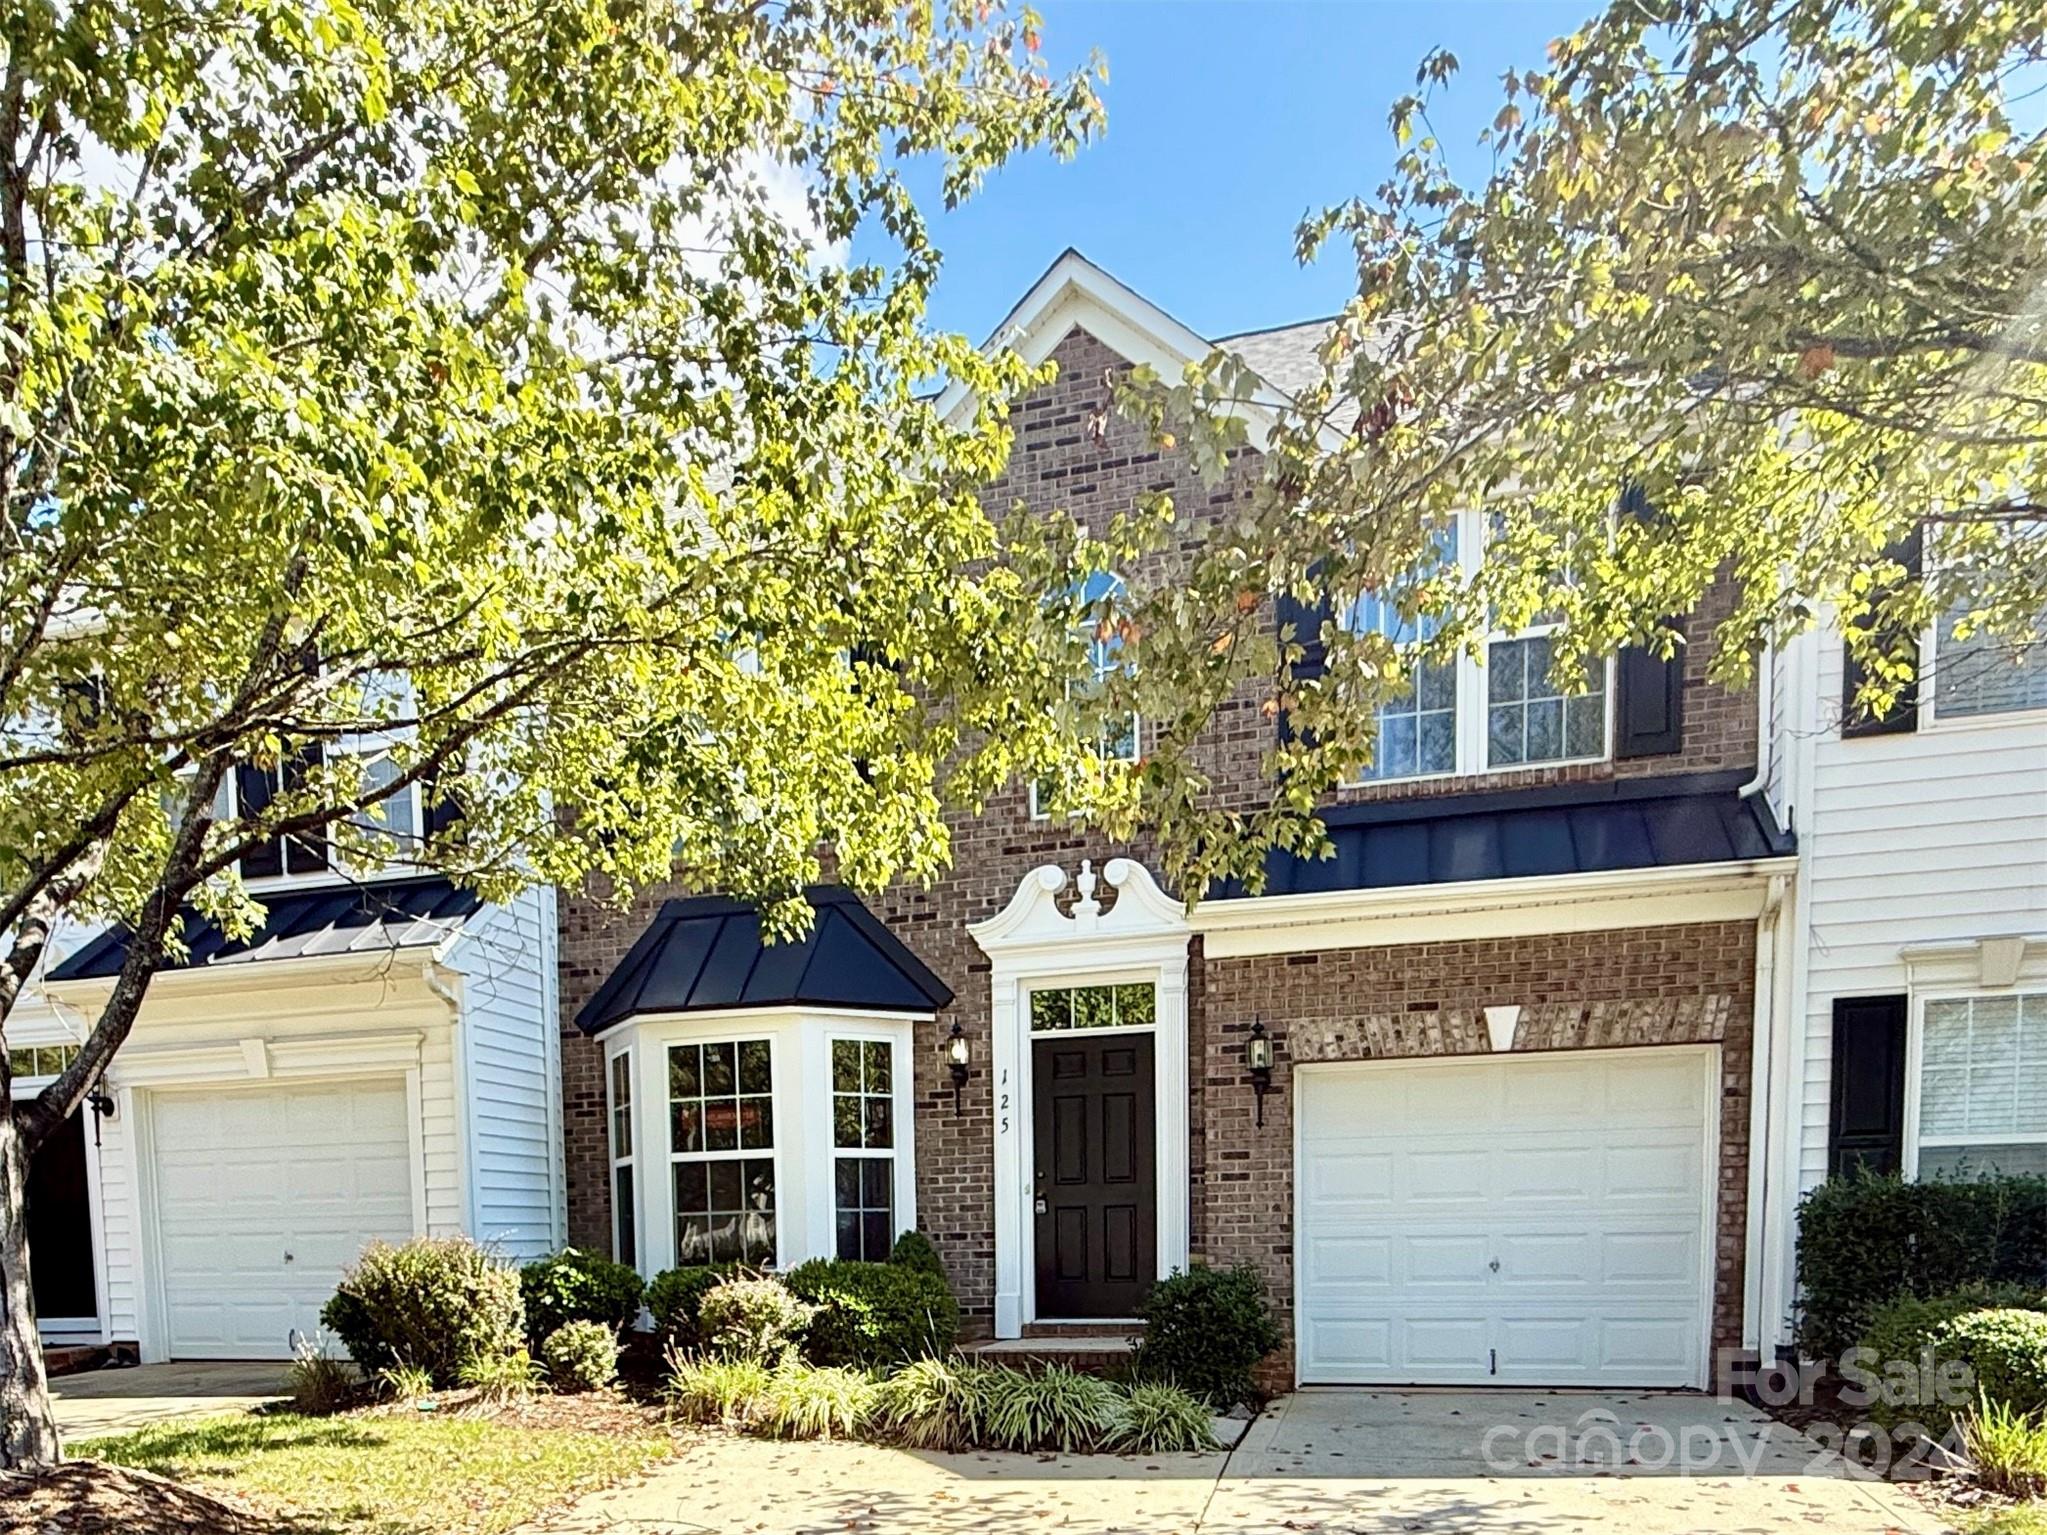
left=358, top=1384, right=681, bottom=1437
left=1, top=1462, right=270, bottom=1535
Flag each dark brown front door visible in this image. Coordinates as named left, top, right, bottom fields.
left=1033, top=1032, right=1155, bottom=1319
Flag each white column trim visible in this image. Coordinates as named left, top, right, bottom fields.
left=969, top=859, right=1193, bottom=1338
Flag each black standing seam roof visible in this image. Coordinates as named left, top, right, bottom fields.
left=47, top=874, right=483, bottom=981
left=574, top=885, right=953, bottom=1036
left=1215, top=769, right=1795, bottom=900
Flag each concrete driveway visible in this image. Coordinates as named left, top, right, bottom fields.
left=52, top=1360, right=288, bottom=1442
left=531, top=1389, right=1950, bottom=1535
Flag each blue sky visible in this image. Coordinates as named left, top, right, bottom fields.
left=854, top=1, right=1598, bottom=342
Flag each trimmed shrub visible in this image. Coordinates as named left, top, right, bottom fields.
left=665, top=1352, right=773, bottom=1425
left=459, top=1346, right=541, bottom=1404
left=1796, top=1172, right=2047, bottom=1359
left=869, top=1356, right=986, bottom=1450
left=646, top=1264, right=737, bottom=1347
left=887, top=1230, right=947, bottom=1281
left=1965, top=1396, right=2047, bottom=1498
left=1130, top=1265, right=1281, bottom=1410
left=320, top=1237, right=525, bottom=1386
left=756, top=1363, right=881, bottom=1440
left=1944, top=1310, right=2047, bottom=1421
left=784, top=1258, right=959, bottom=1368
left=521, top=1248, right=645, bottom=1343
left=978, top=1364, right=1124, bottom=1453
left=1858, top=1287, right=2047, bottom=1436
left=698, top=1276, right=815, bottom=1364
left=1111, top=1381, right=1219, bottom=1453
left=543, top=1319, right=621, bottom=1392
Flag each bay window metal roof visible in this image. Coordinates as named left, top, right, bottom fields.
left=575, top=885, right=951, bottom=1036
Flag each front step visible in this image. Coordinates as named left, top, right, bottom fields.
left=968, top=1333, right=1135, bottom=1375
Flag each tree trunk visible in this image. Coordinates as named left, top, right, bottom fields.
left=0, top=1100, right=58, bottom=1469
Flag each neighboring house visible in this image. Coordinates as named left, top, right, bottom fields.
left=11, top=779, right=565, bottom=1363
left=1748, top=574, right=2047, bottom=1360
left=558, top=250, right=1808, bottom=1392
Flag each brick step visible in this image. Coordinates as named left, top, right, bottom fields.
left=967, top=1334, right=1135, bottom=1375
left=42, top=1345, right=110, bottom=1378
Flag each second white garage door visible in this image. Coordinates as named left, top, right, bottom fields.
left=151, top=1079, right=416, bottom=1359
left=1296, top=1047, right=1713, bottom=1388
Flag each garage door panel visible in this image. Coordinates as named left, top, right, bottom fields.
left=1298, top=1049, right=1711, bottom=1388
left=152, top=1079, right=415, bottom=1360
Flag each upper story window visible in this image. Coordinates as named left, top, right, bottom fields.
left=6, top=1044, right=78, bottom=1084
left=1932, top=605, right=2047, bottom=721
left=1339, top=509, right=1611, bottom=784
left=1030, top=570, right=1141, bottom=819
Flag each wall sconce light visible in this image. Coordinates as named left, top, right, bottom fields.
left=946, top=1020, right=971, bottom=1115
left=86, top=1087, right=116, bottom=1147
left=1247, top=1017, right=1274, bottom=1127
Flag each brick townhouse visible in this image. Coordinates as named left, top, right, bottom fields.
left=556, top=249, right=1802, bottom=1392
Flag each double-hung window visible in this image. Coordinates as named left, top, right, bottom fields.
left=669, top=1039, right=777, bottom=1266
left=1932, top=607, right=2047, bottom=721
left=1031, top=570, right=1141, bottom=819
left=1916, top=992, right=2047, bottom=1179
left=830, top=1039, right=897, bottom=1260
left=1339, top=509, right=1611, bottom=782
left=607, top=1050, right=636, bottom=1268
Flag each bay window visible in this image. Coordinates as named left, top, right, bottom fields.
left=1916, top=992, right=2047, bottom=1178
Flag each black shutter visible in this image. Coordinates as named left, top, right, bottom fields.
left=1828, top=994, right=1908, bottom=1179
left=1615, top=637, right=1686, bottom=758
left=1614, top=483, right=1686, bottom=760
left=1841, top=529, right=1922, bottom=738
left=420, top=754, right=466, bottom=840
left=1274, top=587, right=1332, bottom=746
left=235, top=761, right=284, bottom=878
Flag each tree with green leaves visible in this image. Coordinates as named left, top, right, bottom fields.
left=0, top=0, right=1107, bottom=1468
left=1095, top=0, right=2045, bottom=878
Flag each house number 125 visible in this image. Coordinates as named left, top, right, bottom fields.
left=998, top=1069, right=1010, bottom=1134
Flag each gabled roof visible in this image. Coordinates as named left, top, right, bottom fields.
left=48, top=874, right=482, bottom=980
left=1217, top=770, right=1795, bottom=899
left=574, top=885, right=952, bottom=1036
left=936, top=248, right=1334, bottom=447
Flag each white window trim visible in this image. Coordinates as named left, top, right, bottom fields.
left=605, top=1041, right=636, bottom=1267
left=968, top=859, right=1190, bottom=1337
left=1917, top=619, right=2047, bottom=733
left=1343, top=508, right=1615, bottom=786
left=607, top=1007, right=923, bottom=1278
left=1902, top=983, right=2047, bottom=1177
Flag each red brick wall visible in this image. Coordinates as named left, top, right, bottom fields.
left=1196, top=921, right=1757, bottom=1385
left=554, top=324, right=1764, bottom=1351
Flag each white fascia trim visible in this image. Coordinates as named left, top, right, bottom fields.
left=934, top=250, right=1307, bottom=451
left=585, top=1003, right=937, bottom=1047
left=1190, top=855, right=1801, bottom=959
left=41, top=946, right=442, bottom=1001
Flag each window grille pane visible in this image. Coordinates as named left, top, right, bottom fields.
left=1934, top=605, right=2047, bottom=718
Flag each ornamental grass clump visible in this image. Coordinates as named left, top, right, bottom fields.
left=978, top=1364, right=1124, bottom=1453
left=1964, top=1395, right=2047, bottom=1498
left=665, top=1351, right=774, bottom=1426
left=756, top=1363, right=881, bottom=1440
left=1110, top=1381, right=1219, bottom=1453
left=869, top=1356, right=987, bottom=1450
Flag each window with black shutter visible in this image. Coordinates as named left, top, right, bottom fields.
left=1613, top=485, right=1686, bottom=760
left=235, top=747, right=329, bottom=877
left=1273, top=586, right=1331, bottom=748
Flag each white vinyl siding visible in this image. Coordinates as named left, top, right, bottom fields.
left=1787, top=623, right=2047, bottom=1202
left=445, top=887, right=562, bottom=1258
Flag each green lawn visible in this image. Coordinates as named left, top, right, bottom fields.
left=77, top=1408, right=678, bottom=1535
left=1965, top=1504, right=2047, bottom=1535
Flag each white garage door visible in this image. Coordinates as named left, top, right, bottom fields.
left=151, top=1079, right=415, bottom=1359
left=1296, top=1048, right=1712, bottom=1388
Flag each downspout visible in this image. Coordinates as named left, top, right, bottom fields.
left=421, top=961, right=472, bottom=1236
left=1743, top=871, right=1788, bottom=1357
left=1736, top=641, right=1776, bottom=802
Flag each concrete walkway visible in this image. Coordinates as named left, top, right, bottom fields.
left=527, top=1389, right=1951, bottom=1535
left=53, top=1360, right=288, bottom=1442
